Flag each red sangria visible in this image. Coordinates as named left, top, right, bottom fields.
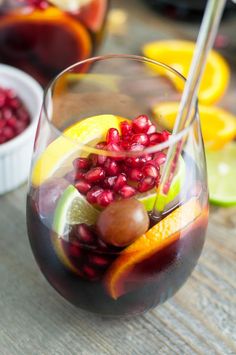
left=27, top=56, right=209, bottom=316
left=0, top=0, right=108, bottom=86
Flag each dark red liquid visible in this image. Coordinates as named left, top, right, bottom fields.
left=27, top=195, right=207, bottom=316
left=0, top=0, right=108, bottom=86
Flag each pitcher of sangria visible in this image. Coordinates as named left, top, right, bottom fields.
left=0, top=0, right=108, bottom=86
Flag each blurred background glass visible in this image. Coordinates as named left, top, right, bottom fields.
left=0, top=0, right=109, bottom=86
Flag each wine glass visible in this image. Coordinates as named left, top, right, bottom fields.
left=0, top=0, right=109, bottom=86
left=27, top=55, right=209, bottom=316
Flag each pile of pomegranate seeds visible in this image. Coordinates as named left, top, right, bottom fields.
left=0, top=87, right=31, bottom=145
left=66, top=115, right=170, bottom=208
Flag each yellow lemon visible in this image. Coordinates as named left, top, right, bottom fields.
left=32, top=114, right=122, bottom=186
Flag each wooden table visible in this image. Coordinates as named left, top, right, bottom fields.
left=1, top=1, right=236, bottom=354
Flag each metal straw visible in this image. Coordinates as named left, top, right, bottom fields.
left=152, top=0, right=227, bottom=217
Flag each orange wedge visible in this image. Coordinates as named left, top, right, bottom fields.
left=142, top=40, right=230, bottom=105
left=152, top=101, right=236, bottom=150
left=105, top=198, right=207, bottom=299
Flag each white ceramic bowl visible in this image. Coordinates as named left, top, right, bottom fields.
left=0, top=64, right=43, bottom=195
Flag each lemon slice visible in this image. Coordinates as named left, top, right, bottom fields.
left=206, top=142, right=236, bottom=206
left=53, top=184, right=99, bottom=236
left=142, top=40, right=230, bottom=105
left=152, top=102, right=236, bottom=150
left=32, top=114, right=122, bottom=187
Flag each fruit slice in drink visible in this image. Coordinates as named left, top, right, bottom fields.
left=104, top=198, right=207, bottom=299
left=32, top=114, right=122, bottom=186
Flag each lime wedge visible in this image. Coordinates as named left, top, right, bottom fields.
left=53, top=185, right=99, bottom=235
left=206, top=142, right=236, bottom=206
left=139, top=155, right=186, bottom=211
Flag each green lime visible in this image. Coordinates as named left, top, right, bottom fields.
left=139, top=155, right=186, bottom=211
left=53, top=185, right=99, bottom=235
left=206, top=142, right=236, bottom=206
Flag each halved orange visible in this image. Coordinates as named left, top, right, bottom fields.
left=152, top=101, right=236, bottom=150
left=105, top=198, right=208, bottom=299
left=142, top=40, right=230, bottom=105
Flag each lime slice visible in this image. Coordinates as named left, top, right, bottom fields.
left=206, top=142, right=236, bottom=206
left=53, top=185, right=99, bottom=236
left=139, top=155, right=186, bottom=211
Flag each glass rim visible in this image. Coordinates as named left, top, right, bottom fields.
left=43, top=54, right=199, bottom=156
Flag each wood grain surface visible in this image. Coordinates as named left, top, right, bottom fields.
left=0, top=1, right=236, bottom=354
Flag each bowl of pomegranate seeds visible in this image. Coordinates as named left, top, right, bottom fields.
left=0, top=64, right=42, bottom=194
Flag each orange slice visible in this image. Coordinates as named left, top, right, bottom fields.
left=142, top=40, right=230, bottom=105
left=105, top=198, right=207, bottom=299
left=152, top=101, right=236, bottom=150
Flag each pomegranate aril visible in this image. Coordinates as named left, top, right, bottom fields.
left=75, top=180, right=91, bottom=194
left=152, top=152, right=166, bottom=166
left=106, top=128, right=120, bottom=144
left=73, top=223, right=96, bottom=245
left=162, top=130, right=171, bottom=141
left=85, top=167, right=105, bottom=183
left=131, top=133, right=149, bottom=146
left=120, top=120, right=132, bottom=136
left=86, top=186, right=103, bottom=204
left=73, top=157, right=90, bottom=171
left=129, top=143, right=145, bottom=152
left=97, top=190, right=114, bottom=207
left=114, top=173, right=127, bottom=191
left=89, top=153, right=106, bottom=166
left=83, top=265, right=99, bottom=280
left=97, top=154, right=107, bottom=165
left=142, top=164, right=159, bottom=179
left=0, top=120, right=6, bottom=129
left=128, top=168, right=143, bottom=182
left=9, top=98, right=21, bottom=110
left=15, top=121, right=27, bottom=134
left=104, top=159, right=120, bottom=176
left=75, top=170, right=85, bottom=180
left=6, top=117, right=17, bottom=129
left=140, top=154, right=153, bottom=165
left=121, top=140, right=131, bottom=151
left=2, top=126, right=15, bottom=140
left=106, top=142, right=123, bottom=160
left=0, top=94, right=6, bottom=108
left=119, top=185, right=137, bottom=198
left=89, top=255, right=110, bottom=267
left=132, top=114, right=151, bottom=133
left=147, top=124, right=156, bottom=134
left=138, top=176, right=156, bottom=192
left=2, top=108, right=12, bottom=120
left=69, top=244, right=81, bottom=258
left=103, top=176, right=117, bottom=189
left=149, top=132, right=163, bottom=145
left=125, top=156, right=141, bottom=168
